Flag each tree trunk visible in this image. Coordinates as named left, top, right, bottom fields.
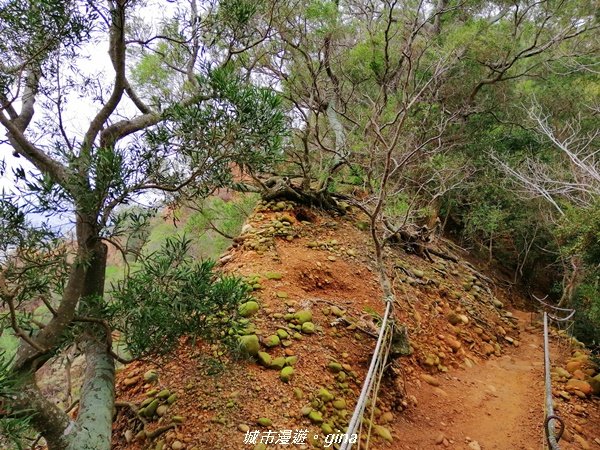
left=67, top=340, right=115, bottom=450
left=67, top=241, right=116, bottom=450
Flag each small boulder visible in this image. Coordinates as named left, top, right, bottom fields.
left=328, top=362, right=343, bottom=373
left=333, top=399, right=346, bottom=410
left=239, top=335, right=260, bottom=356
left=318, top=388, right=334, bottom=402
left=271, top=357, right=286, bottom=370
left=301, top=322, right=315, bottom=334
left=143, top=370, right=158, bottom=382
left=285, top=356, right=298, bottom=366
left=566, top=379, right=592, bottom=395
left=294, top=310, right=313, bottom=324
left=264, top=335, right=281, bottom=347
left=257, top=418, right=272, bottom=427
left=566, top=360, right=583, bottom=373
left=239, top=301, right=259, bottom=317
left=280, top=366, right=294, bottom=382
left=447, top=313, right=462, bottom=326
left=421, top=374, right=440, bottom=387
left=374, top=425, right=393, bottom=442
left=257, top=351, right=272, bottom=367
left=308, top=410, right=323, bottom=423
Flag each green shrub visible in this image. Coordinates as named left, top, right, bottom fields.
left=109, top=235, right=251, bottom=357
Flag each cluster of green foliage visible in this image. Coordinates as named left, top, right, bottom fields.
left=0, top=352, right=32, bottom=450
left=110, top=236, right=251, bottom=358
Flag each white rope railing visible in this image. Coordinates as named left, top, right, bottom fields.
left=533, top=295, right=573, bottom=449
left=543, top=312, right=564, bottom=449
left=340, top=296, right=395, bottom=450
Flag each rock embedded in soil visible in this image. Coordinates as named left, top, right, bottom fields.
left=374, top=425, right=393, bottom=442
left=285, top=355, right=298, bottom=366
left=257, top=417, right=272, bottom=427
left=301, top=405, right=312, bottom=416
left=239, top=301, right=260, bottom=317
left=157, top=389, right=170, bottom=399
left=143, top=370, right=158, bottom=382
left=447, top=312, right=462, bottom=326
left=265, top=272, right=283, bottom=280
left=277, top=329, right=289, bottom=339
left=239, top=334, right=260, bottom=356
left=565, top=379, right=592, bottom=395
left=280, top=366, right=294, bottom=382
left=318, top=388, right=334, bottom=402
left=421, top=374, right=440, bottom=387
left=308, top=410, right=324, bottom=423
left=144, top=399, right=159, bottom=417
left=380, top=411, right=394, bottom=423
left=328, top=362, right=343, bottom=373
left=156, top=405, right=168, bottom=417
left=301, top=322, right=315, bottom=334
left=294, top=310, right=313, bottom=324
left=123, top=376, right=139, bottom=386
left=333, top=399, right=346, bottom=410
left=271, top=357, right=286, bottom=370
left=257, top=351, right=272, bottom=367
left=264, top=335, right=281, bottom=347
left=124, top=430, right=134, bottom=443
left=330, top=305, right=345, bottom=317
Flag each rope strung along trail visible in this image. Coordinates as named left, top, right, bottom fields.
left=340, top=296, right=395, bottom=450
left=534, top=295, right=574, bottom=449
left=543, top=312, right=564, bottom=450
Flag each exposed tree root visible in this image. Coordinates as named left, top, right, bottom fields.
left=234, top=177, right=347, bottom=214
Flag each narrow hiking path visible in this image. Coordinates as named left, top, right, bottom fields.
left=395, top=310, right=545, bottom=450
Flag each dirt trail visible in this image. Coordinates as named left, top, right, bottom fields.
left=395, top=310, right=545, bottom=450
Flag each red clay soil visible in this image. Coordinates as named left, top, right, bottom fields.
left=111, top=202, right=600, bottom=450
